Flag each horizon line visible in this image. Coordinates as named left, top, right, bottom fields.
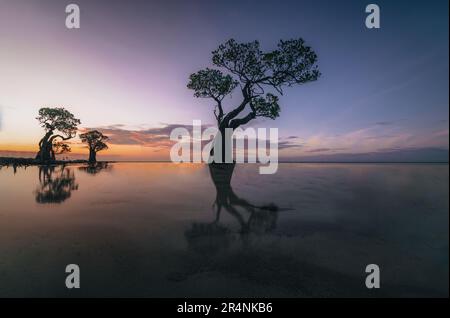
left=98, top=160, right=450, bottom=164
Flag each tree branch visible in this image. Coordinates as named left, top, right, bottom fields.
left=49, top=134, right=73, bottom=143
left=213, top=98, right=224, bottom=124
left=229, top=111, right=256, bottom=129
left=222, top=83, right=251, bottom=124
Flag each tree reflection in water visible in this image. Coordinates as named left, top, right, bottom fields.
left=78, top=162, right=111, bottom=175
left=185, top=164, right=282, bottom=254
left=166, top=164, right=291, bottom=283
left=35, top=165, right=78, bottom=204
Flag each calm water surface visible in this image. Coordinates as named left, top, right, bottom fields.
left=0, top=163, right=448, bottom=297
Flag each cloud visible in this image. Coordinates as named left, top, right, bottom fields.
left=83, top=124, right=306, bottom=151
left=80, top=123, right=203, bottom=149
left=73, top=120, right=449, bottom=162
left=304, top=147, right=349, bottom=153
left=306, top=148, right=331, bottom=153
left=374, top=121, right=394, bottom=126
left=363, top=134, right=397, bottom=140
left=277, top=140, right=303, bottom=150
left=282, top=147, right=449, bottom=162
left=298, top=123, right=449, bottom=157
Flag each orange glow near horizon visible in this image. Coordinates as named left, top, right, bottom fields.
left=0, top=143, right=172, bottom=161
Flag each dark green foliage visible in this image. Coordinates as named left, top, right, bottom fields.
left=37, top=107, right=81, bottom=137
left=188, top=38, right=320, bottom=129
left=52, top=141, right=71, bottom=155
left=187, top=68, right=238, bottom=100
left=251, top=93, right=280, bottom=119
left=79, top=130, right=109, bottom=163
left=35, top=107, right=81, bottom=162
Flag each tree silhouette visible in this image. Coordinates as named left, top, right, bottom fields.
left=184, top=164, right=282, bottom=257
left=35, top=165, right=78, bottom=204
left=35, top=107, right=80, bottom=162
left=52, top=141, right=71, bottom=157
left=188, top=39, right=320, bottom=162
left=78, top=162, right=111, bottom=175
left=79, top=130, right=109, bottom=163
left=208, top=164, right=279, bottom=234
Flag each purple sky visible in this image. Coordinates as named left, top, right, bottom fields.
left=0, top=0, right=448, bottom=161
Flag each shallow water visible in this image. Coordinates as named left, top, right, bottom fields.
left=0, top=163, right=448, bottom=297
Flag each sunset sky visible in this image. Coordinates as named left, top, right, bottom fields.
left=0, top=0, right=448, bottom=161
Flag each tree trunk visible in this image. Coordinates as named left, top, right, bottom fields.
left=35, top=140, right=53, bottom=162
left=88, top=149, right=97, bottom=163
left=35, top=131, right=54, bottom=162
left=210, top=126, right=234, bottom=163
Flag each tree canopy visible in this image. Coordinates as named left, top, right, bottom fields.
left=36, top=107, right=81, bottom=138
left=188, top=38, right=320, bottom=129
left=79, top=130, right=109, bottom=153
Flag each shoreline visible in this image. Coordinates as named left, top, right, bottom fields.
left=0, top=156, right=448, bottom=167
left=0, top=157, right=112, bottom=167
